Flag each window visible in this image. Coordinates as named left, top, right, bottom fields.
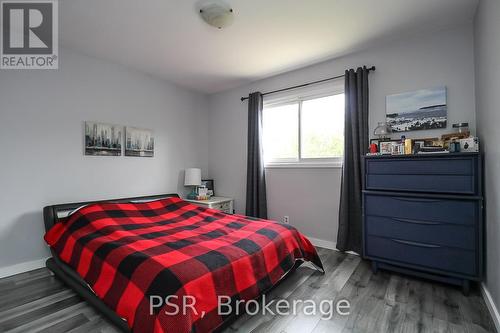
left=263, top=85, right=344, bottom=167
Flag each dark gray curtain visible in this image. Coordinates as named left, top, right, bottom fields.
left=245, top=92, right=268, bottom=218
left=336, top=67, right=370, bottom=254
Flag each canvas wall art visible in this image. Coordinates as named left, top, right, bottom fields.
left=125, top=126, right=154, bottom=157
left=84, top=121, right=122, bottom=156
left=386, top=87, right=447, bottom=132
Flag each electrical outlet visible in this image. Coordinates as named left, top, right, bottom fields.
left=283, top=216, right=290, bottom=224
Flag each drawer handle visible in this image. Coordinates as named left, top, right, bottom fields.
left=392, top=217, right=442, bottom=226
left=392, top=197, right=441, bottom=203
left=391, top=239, right=441, bottom=248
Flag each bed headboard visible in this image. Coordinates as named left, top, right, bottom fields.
left=43, top=193, right=180, bottom=232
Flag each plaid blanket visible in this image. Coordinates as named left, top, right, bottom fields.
left=44, top=197, right=323, bottom=333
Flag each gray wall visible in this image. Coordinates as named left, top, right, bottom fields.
left=266, top=168, right=341, bottom=244
left=207, top=24, right=476, bottom=246
left=0, top=48, right=208, bottom=272
left=474, top=0, right=500, bottom=319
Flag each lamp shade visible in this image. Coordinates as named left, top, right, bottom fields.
left=184, top=168, right=201, bottom=186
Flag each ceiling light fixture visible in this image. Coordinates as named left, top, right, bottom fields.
left=199, top=2, right=234, bottom=29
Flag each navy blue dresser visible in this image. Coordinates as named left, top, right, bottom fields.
left=362, top=153, right=483, bottom=294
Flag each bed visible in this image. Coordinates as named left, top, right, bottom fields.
left=43, top=194, right=323, bottom=333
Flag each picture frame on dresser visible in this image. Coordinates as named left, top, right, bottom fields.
left=377, top=139, right=400, bottom=154
left=201, top=179, right=215, bottom=196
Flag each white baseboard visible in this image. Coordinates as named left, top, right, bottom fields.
left=307, top=236, right=360, bottom=256
left=481, top=283, right=500, bottom=333
left=307, top=237, right=337, bottom=250
left=0, top=257, right=49, bottom=279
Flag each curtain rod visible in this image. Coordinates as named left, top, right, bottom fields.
left=240, top=66, right=375, bottom=101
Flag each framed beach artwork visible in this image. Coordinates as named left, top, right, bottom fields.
left=125, top=126, right=154, bottom=157
left=84, top=121, right=122, bottom=156
left=386, top=87, right=447, bottom=132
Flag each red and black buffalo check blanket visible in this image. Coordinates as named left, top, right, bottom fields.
left=44, top=197, right=323, bottom=333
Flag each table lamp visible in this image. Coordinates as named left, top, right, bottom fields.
left=184, top=168, right=201, bottom=199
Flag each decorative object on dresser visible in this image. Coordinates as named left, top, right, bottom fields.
left=197, top=186, right=209, bottom=200
left=373, top=122, right=392, bottom=139
left=363, top=153, right=483, bottom=295
left=184, top=196, right=234, bottom=214
left=125, top=126, right=154, bottom=157
left=452, top=122, right=470, bottom=134
left=184, top=168, right=202, bottom=199
left=460, top=137, right=479, bottom=153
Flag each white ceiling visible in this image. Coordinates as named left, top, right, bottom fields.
left=60, top=0, right=478, bottom=94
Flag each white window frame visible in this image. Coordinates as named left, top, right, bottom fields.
left=263, top=79, right=345, bottom=169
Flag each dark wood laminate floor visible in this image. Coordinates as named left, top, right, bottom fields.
left=0, top=248, right=495, bottom=333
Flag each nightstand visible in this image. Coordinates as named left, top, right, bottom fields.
left=184, top=196, right=234, bottom=214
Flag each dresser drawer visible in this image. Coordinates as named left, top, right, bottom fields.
left=364, top=194, right=477, bottom=226
left=186, top=198, right=234, bottom=215
left=365, top=235, right=476, bottom=276
left=365, top=156, right=477, bottom=194
left=365, top=215, right=475, bottom=250
left=366, top=157, right=474, bottom=175
left=211, top=201, right=232, bottom=214
left=366, top=175, right=475, bottom=194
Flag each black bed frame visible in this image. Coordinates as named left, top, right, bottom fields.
left=44, top=193, right=180, bottom=332
left=43, top=193, right=302, bottom=332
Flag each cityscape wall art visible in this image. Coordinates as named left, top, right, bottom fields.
left=84, top=121, right=122, bottom=156
left=125, top=126, right=154, bottom=157
left=386, top=86, right=447, bottom=132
